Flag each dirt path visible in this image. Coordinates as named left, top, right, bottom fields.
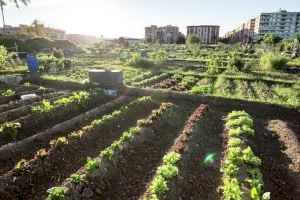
left=85, top=103, right=194, bottom=200
left=251, top=117, right=300, bottom=200
left=267, top=120, right=300, bottom=197
left=163, top=106, right=225, bottom=200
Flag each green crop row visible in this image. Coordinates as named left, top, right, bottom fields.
left=46, top=102, right=174, bottom=200
left=132, top=73, right=170, bottom=87
left=222, top=110, right=270, bottom=200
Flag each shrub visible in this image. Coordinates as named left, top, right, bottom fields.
left=0, top=45, right=8, bottom=68
left=207, top=57, right=221, bottom=74
left=259, top=52, right=288, bottom=71
left=227, top=55, right=244, bottom=71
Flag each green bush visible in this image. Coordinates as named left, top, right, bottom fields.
left=227, top=55, right=244, bottom=71
left=0, top=45, right=8, bottom=68
left=259, top=52, right=288, bottom=71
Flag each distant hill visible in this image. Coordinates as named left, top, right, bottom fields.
left=0, top=35, right=82, bottom=53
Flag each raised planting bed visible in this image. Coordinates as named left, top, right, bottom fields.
left=0, top=96, right=134, bottom=174
left=0, top=96, right=158, bottom=199
left=0, top=90, right=113, bottom=146
left=46, top=101, right=194, bottom=200
left=0, top=91, right=68, bottom=114
left=131, top=73, right=171, bottom=88
left=141, top=104, right=208, bottom=200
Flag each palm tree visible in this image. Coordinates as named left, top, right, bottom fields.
left=0, top=0, right=30, bottom=29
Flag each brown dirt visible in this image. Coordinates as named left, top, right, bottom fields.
left=250, top=117, right=300, bottom=200
left=0, top=96, right=133, bottom=175
left=164, top=106, right=225, bottom=200
left=0, top=91, right=63, bottom=113
left=0, top=95, right=113, bottom=146
left=0, top=100, right=158, bottom=200
left=77, top=103, right=194, bottom=200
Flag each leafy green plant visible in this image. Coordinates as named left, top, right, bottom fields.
left=260, top=52, right=288, bottom=71
left=228, top=125, right=255, bottom=137
left=47, top=187, right=68, bottom=200
left=0, top=122, right=21, bottom=140
left=68, top=174, right=86, bottom=185
left=14, top=159, right=30, bottom=173
left=0, top=45, right=8, bottom=68
left=2, top=89, right=15, bottom=96
left=242, top=147, right=261, bottom=166
left=179, top=76, right=198, bottom=89
left=49, top=137, right=68, bottom=148
left=227, top=111, right=251, bottom=120
left=32, top=99, right=54, bottom=113
left=227, top=55, right=244, bottom=71
left=100, top=148, right=115, bottom=160
left=24, top=82, right=31, bottom=87
left=163, top=152, right=181, bottom=165
left=223, top=178, right=243, bottom=200
left=150, top=175, right=169, bottom=196
left=189, top=85, right=212, bottom=94
left=226, top=116, right=253, bottom=129
left=85, top=157, right=99, bottom=172
left=225, top=147, right=243, bottom=165
left=157, top=164, right=179, bottom=179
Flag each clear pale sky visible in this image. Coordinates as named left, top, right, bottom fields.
left=4, top=0, right=300, bottom=38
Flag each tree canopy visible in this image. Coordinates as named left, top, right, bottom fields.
left=186, top=35, right=201, bottom=45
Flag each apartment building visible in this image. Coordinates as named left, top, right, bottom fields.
left=44, top=27, right=65, bottom=40
left=225, top=10, right=300, bottom=43
left=224, top=19, right=256, bottom=44
left=187, top=25, right=220, bottom=45
left=145, top=25, right=180, bottom=44
left=254, top=9, right=300, bottom=40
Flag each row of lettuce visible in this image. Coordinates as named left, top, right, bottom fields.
left=46, top=97, right=173, bottom=199
left=222, top=110, right=270, bottom=200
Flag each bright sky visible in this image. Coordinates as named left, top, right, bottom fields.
left=4, top=0, right=300, bottom=38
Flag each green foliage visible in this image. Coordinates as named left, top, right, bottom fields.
left=261, top=33, right=282, bottom=45
left=189, top=85, right=212, bottom=94
left=150, top=175, right=169, bottom=195
left=242, top=147, right=261, bottom=166
left=228, top=138, right=242, bottom=147
left=32, top=99, right=54, bottom=113
left=49, top=137, right=68, bottom=148
left=207, top=57, right=221, bottom=74
left=179, top=76, right=198, bottom=89
left=100, top=148, right=115, bottom=160
left=47, top=187, right=68, bottom=200
left=132, top=73, right=169, bottom=87
left=223, top=178, right=243, bottom=200
left=157, top=164, right=179, bottom=179
left=227, top=55, right=244, bottom=71
left=14, top=159, right=30, bottom=173
left=0, top=45, right=8, bottom=68
left=128, top=53, right=154, bottom=69
left=151, top=49, right=167, bottom=64
left=162, top=152, right=181, bottom=165
left=0, top=122, right=21, bottom=140
left=85, top=157, right=99, bottom=172
left=228, top=125, right=255, bottom=137
left=68, top=174, right=86, bottom=185
left=259, top=52, right=288, bottom=71
left=226, top=116, right=253, bottom=129
left=1, top=89, right=16, bottom=96
left=186, top=35, right=201, bottom=45
left=24, top=82, right=31, bottom=87
left=227, top=111, right=251, bottom=120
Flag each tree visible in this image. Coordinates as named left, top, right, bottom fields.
left=186, top=35, right=201, bottom=45
left=176, top=35, right=186, bottom=44
left=262, top=33, right=282, bottom=45
left=0, top=0, right=30, bottom=28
